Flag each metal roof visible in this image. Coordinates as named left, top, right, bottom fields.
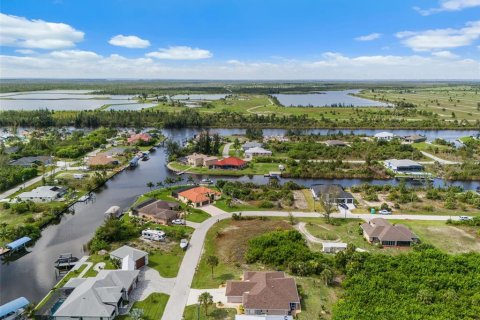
left=0, top=297, right=30, bottom=317
left=6, top=236, right=31, bottom=250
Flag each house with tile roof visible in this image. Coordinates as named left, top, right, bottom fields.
left=212, top=156, right=247, bottom=169
left=361, top=218, right=419, bottom=246
left=127, top=133, right=152, bottom=145
left=132, top=198, right=180, bottom=225
left=226, top=271, right=300, bottom=317
left=175, top=186, right=221, bottom=207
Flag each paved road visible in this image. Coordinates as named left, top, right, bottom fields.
left=420, top=151, right=461, bottom=165
left=222, top=142, right=233, bottom=157
left=162, top=208, right=465, bottom=319
left=0, top=167, right=59, bottom=200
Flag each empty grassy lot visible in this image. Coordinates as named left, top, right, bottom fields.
left=390, top=219, right=480, bottom=253
left=191, top=218, right=340, bottom=319
left=192, top=218, right=293, bottom=289
left=357, top=86, right=480, bottom=121
left=168, top=161, right=282, bottom=176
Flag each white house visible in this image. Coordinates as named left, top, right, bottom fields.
left=322, top=242, right=348, bottom=253
left=110, top=245, right=148, bottom=270
left=244, top=147, right=272, bottom=159
left=384, top=159, right=424, bottom=172
left=374, top=132, right=395, bottom=141
left=17, top=186, right=66, bottom=203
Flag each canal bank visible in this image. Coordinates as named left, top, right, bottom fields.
left=1, top=128, right=479, bottom=304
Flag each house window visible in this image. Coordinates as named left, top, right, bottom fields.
left=290, top=303, right=297, bottom=310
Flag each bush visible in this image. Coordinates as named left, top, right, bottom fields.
left=259, top=200, right=274, bottom=208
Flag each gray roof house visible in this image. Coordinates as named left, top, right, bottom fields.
left=361, top=218, right=419, bottom=246
left=242, top=141, right=263, bottom=151
left=323, top=140, right=349, bottom=147
left=10, top=156, right=53, bottom=167
left=110, top=245, right=148, bottom=270
left=384, top=159, right=424, bottom=172
left=310, top=184, right=354, bottom=204
left=52, top=270, right=139, bottom=320
left=17, top=186, right=67, bottom=203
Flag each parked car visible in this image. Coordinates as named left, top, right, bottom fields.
left=180, top=239, right=189, bottom=250
left=172, top=219, right=186, bottom=225
left=378, top=209, right=392, bottom=215
left=339, top=203, right=348, bottom=209
left=459, top=216, right=471, bottom=221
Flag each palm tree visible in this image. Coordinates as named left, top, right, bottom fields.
left=129, top=308, right=144, bottom=320
left=156, top=181, right=164, bottom=189
left=206, top=255, right=219, bottom=279
left=187, top=175, right=194, bottom=184
left=320, top=267, right=334, bottom=286
left=146, top=181, right=154, bottom=189
left=198, top=292, right=213, bottom=316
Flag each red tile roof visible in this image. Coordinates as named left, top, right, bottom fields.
left=214, top=157, right=246, bottom=167
left=128, top=133, right=152, bottom=144
left=178, top=186, right=220, bottom=204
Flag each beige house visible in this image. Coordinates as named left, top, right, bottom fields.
left=186, top=153, right=218, bottom=167
left=226, top=271, right=300, bottom=317
left=361, top=218, right=419, bottom=246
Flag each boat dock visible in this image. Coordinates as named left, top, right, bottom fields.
left=0, top=236, right=31, bottom=256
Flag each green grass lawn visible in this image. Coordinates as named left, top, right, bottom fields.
left=185, top=208, right=211, bottom=222
left=118, top=293, right=169, bottom=320
left=148, top=246, right=185, bottom=278
left=183, top=305, right=236, bottom=320
left=169, top=161, right=282, bottom=176
left=296, top=276, right=340, bottom=320
left=84, top=254, right=116, bottom=277
left=54, top=264, right=87, bottom=288
left=390, top=219, right=480, bottom=253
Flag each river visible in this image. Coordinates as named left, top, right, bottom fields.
left=1, top=128, right=479, bottom=304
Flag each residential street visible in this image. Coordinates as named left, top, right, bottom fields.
left=162, top=207, right=465, bottom=319
left=222, top=142, right=233, bottom=157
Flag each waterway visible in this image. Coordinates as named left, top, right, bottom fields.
left=0, top=128, right=479, bottom=303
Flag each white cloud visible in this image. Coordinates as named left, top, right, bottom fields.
left=146, top=46, right=212, bottom=60
left=1, top=51, right=479, bottom=80
left=15, top=49, right=36, bottom=55
left=414, top=0, right=480, bottom=15
left=0, top=13, right=84, bottom=49
left=355, top=33, right=382, bottom=41
left=396, top=20, right=480, bottom=51
left=108, top=35, right=150, bottom=48
left=431, top=50, right=459, bottom=59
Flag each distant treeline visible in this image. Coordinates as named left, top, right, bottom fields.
left=4, top=79, right=479, bottom=95
left=0, top=109, right=478, bottom=129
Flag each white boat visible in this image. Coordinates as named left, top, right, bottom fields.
left=199, top=178, right=213, bottom=185
left=104, top=206, right=122, bottom=218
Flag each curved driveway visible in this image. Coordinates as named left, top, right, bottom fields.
left=162, top=208, right=466, bottom=319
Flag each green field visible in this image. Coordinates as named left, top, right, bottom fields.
left=357, top=86, right=480, bottom=121
left=168, top=161, right=282, bottom=176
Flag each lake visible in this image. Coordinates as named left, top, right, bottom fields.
left=0, top=90, right=136, bottom=111
left=273, top=90, right=390, bottom=107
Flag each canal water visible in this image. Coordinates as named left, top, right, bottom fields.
left=1, top=128, right=479, bottom=304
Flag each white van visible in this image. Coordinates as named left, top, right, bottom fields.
left=142, top=229, right=166, bottom=241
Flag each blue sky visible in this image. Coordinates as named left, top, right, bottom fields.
left=1, top=0, right=479, bottom=79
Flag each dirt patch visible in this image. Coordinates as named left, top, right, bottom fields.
left=215, top=219, right=292, bottom=264
left=293, top=190, right=308, bottom=209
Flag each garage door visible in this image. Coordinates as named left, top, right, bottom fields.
left=135, top=257, right=145, bottom=269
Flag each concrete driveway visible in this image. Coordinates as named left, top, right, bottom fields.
left=187, top=288, right=227, bottom=306
left=131, top=266, right=176, bottom=301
